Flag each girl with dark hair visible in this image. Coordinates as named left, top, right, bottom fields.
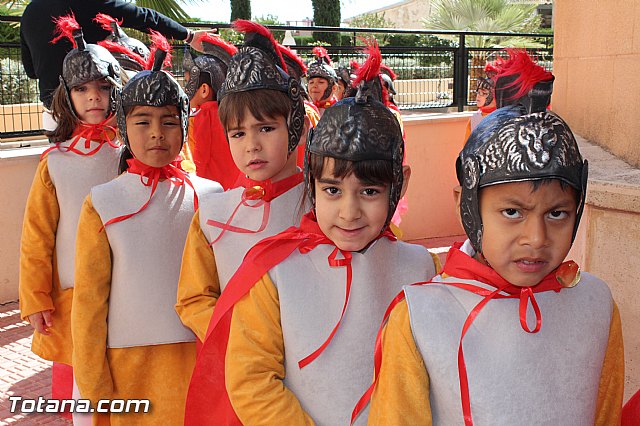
left=18, top=14, right=123, bottom=417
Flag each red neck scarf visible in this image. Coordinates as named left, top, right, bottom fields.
left=100, top=157, right=196, bottom=230
left=205, top=171, right=303, bottom=246
left=41, top=116, right=118, bottom=160
left=352, top=241, right=580, bottom=425
left=191, top=101, right=240, bottom=189
left=313, top=97, right=337, bottom=110
left=479, top=105, right=496, bottom=115
left=185, top=212, right=396, bottom=426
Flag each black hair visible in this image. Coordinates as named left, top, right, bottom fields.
left=297, top=153, right=394, bottom=219
left=218, top=89, right=291, bottom=131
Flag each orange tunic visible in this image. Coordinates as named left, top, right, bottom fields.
left=72, top=196, right=196, bottom=425
left=19, top=158, right=73, bottom=365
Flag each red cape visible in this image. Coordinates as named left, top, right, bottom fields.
left=192, top=101, right=240, bottom=190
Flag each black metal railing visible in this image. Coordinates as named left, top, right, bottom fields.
left=0, top=16, right=552, bottom=138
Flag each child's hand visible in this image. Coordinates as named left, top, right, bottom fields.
left=27, top=310, right=52, bottom=335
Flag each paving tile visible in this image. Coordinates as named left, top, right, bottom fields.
left=0, top=302, right=71, bottom=425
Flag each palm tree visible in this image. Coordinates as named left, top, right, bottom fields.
left=424, top=0, right=542, bottom=48
left=424, top=0, right=544, bottom=100
left=134, top=0, right=195, bottom=22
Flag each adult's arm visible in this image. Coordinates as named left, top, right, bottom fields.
left=83, top=0, right=189, bottom=41
left=20, top=26, right=36, bottom=79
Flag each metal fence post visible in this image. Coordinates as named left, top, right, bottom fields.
left=454, top=33, right=467, bottom=112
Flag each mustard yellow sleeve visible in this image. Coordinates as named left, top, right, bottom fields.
left=595, top=302, right=624, bottom=425
left=181, top=119, right=196, bottom=173
left=226, top=273, right=315, bottom=426
left=19, top=158, right=60, bottom=319
left=429, top=250, right=443, bottom=275
left=175, top=211, right=221, bottom=342
left=368, top=299, right=432, bottom=426
left=71, top=195, right=114, bottom=404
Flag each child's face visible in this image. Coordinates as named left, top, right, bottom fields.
left=315, top=158, right=390, bottom=252
left=227, top=111, right=295, bottom=182
left=475, top=88, right=495, bottom=109
left=477, top=180, right=578, bottom=287
left=70, top=79, right=111, bottom=124
left=308, top=77, right=330, bottom=102
left=125, top=105, right=183, bottom=168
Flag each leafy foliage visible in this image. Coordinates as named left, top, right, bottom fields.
left=311, top=0, right=340, bottom=45
left=0, top=57, right=38, bottom=104
left=347, top=12, right=395, bottom=45
left=254, top=14, right=284, bottom=43
left=135, top=0, right=191, bottom=22
left=231, top=0, right=251, bottom=21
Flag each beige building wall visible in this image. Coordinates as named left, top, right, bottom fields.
left=0, top=148, right=40, bottom=303
left=344, top=0, right=434, bottom=30
left=552, top=1, right=640, bottom=167
left=554, top=2, right=640, bottom=402
left=400, top=112, right=467, bottom=240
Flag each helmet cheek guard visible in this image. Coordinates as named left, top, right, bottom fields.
left=287, top=78, right=305, bottom=153
left=456, top=155, right=484, bottom=253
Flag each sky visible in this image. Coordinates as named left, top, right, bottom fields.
left=182, top=0, right=402, bottom=23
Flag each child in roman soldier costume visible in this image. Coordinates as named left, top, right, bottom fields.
left=182, top=34, right=240, bottom=189
left=494, top=48, right=554, bottom=112
left=71, top=32, right=222, bottom=425
left=306, top=46, right=338, bottom=114
left=183, top=40, right=439, bottom=426
left=19, top=14, right=122, bottom=419
left=464, top=60, right=501, bottom=142
left=93, top=13, right=150, bottom=78
left=175, top=20, right=307, bottom=343
left=276, top=42, right=321, bottom=168
left=361, top=91, right=624, bottom=425
left=334, top=64, right=352, bottom=100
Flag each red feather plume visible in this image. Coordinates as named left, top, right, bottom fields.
left=352, top=38, right=381, bottom=87
left=312, top=46, right=332, bottom=65
left=232, top=20, right=286, bottom=70
left=93, top=13, right=122, bottom=32
left=497, top=49, right=553, bottom=100
left=51, top=13, right=81, bottom=47
left=278, top=44, right=307, bottom=74
left=146, top=30, right=172, bottom=70
left=350, top=60, right=361, bottom=71
left=484, top=61, right=501, bottom=78
left=98, top=40, right=146, bottom=68
left=380, top=63, right=396, bottom=80
left=200, top=33, right=238, bottom=56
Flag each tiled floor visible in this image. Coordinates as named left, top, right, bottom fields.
left=0, top=302, right=71, bottom=425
